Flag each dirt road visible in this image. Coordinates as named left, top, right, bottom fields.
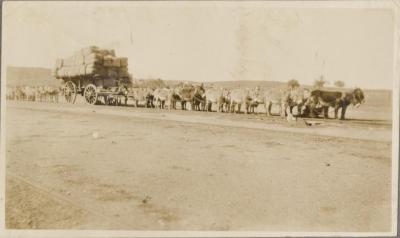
left=5, top=101, right=392, bottom=231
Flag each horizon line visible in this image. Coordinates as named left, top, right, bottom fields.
left=5, top=65, right=394, bottom=91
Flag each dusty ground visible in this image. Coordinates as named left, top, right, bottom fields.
left=5, top=100, right=393, bottom=231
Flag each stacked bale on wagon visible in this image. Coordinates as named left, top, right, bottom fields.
left=53, top=46, right=129, bottom=80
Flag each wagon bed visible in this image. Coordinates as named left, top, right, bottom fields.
left=61, top=76, right=128, bottom=105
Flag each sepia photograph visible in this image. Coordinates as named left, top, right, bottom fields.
left=1, top=1, right=399, bottom=237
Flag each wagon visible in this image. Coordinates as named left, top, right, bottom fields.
left=61, top=75, right=128, bottom=105
left=55, top=46, right=130, bottom=105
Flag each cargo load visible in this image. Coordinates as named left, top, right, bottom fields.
left=53, top=46, right=129, bottom=80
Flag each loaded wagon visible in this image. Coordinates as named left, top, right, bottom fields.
left=54, top=46, right=130, bottom=105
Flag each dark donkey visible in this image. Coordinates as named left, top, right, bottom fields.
left=307, top=88, right=365, bottom=120
left=192, top=85, right=206, bottom=111
left=176, top=84, right=206, bottom=111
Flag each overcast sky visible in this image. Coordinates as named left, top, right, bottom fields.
left=2, top=1, right=396, bottom=89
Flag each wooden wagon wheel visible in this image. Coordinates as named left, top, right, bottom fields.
left=84, top=84, right=98, bottom=105
left=63, top=81, right=77, bottom=104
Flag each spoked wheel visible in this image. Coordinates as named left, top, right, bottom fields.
left=63, top=81, right=77, bottom=104
left=84, top=84, right=98, bottom=105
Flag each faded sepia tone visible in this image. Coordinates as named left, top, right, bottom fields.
left=1, top=1, right=398, bottom=236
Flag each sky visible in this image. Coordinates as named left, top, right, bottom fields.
left=2, top=1, right=396, bottom=89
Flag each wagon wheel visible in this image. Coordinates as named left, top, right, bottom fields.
left=63, top=81, right=77, bottom=104
left=84, top=84, right=98, bottom=105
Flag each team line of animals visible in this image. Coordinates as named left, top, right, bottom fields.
left=7, top=83, right=365, bottom=120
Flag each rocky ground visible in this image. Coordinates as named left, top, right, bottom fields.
left=5, top=100, right=393, bottom=232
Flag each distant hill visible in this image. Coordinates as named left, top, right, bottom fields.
left=163, top=80, right=288, bottom=90
left=131, top=78, right=166, bottom=88
left=205, top=80, right=287, bottom=90
left=6, top=66, right=60, bottom=86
